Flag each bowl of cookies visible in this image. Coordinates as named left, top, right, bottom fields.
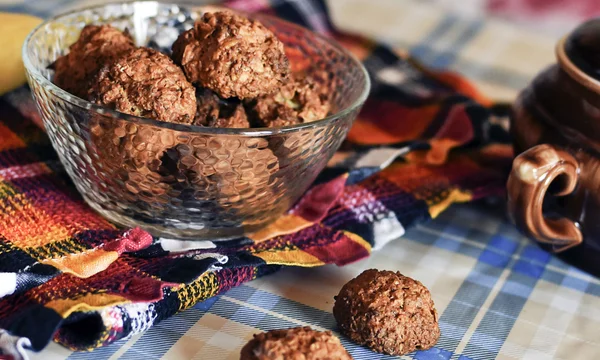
left=22, top=1, right=370, bottom=239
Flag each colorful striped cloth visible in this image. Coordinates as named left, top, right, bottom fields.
left=0, top=0, right=512, bottom=356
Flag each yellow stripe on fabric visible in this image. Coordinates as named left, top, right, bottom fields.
left=248, top=215, right=313, bottom=243
left=0, top=181, right=18, bottom=198
left=427, top=188, right=472, bottom=219
left=254, top=249, right=324, bottom=267
left=46, top=293, right=130, bottom=318
left=177, top=271, right=220, bottom=311
left=0, top=239, right=20, bottom=255
left=42, top=248, right=119, bottom=278
left=26, top=237, right=89, bottom=260
left=342, top=231, right=373, bottom=253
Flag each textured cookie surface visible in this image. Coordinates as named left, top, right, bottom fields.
left=194, top=87, right=249, bottom=128
left=172, top=11, right=289, bottom=99
left=89, top=47, right=196, bottom=124
left=333, top=269, right=440, bottom=356
left=247, top=71, right=331, bottom=128
left=88, top=48, right=196, bottom=194
left=240, top=326, right=353, bottom=360
left=53, top=24, right=134, bottom=99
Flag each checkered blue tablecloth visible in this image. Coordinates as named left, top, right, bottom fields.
left=3, top=1, right=599, bottom=359
left=28, top=204, right=600, bottom=360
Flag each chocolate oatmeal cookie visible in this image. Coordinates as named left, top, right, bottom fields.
left=89, top=47, right=196, bottom=123
left=194, top=87, right=249, bottom=128
left=246, top=71, right=331, bottom=128
left=172, top=11, right=290, bottom=99
left=333, top=269, right=440, bottom=356
left=88, top=48, right=195, bottom=197
left=240, top=327, right=353, bottom=360
left=52, top=24, right=134, bottom=99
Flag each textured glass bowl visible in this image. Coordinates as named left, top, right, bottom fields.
left=22, top=1, right=370, bottom=239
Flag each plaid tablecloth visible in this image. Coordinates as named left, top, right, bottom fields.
left=2, top=0, right=599, bottom=359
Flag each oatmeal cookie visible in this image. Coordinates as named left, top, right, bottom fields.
left=172, top=11, right=289, bottom=99
left=52, top=24, right=134, bottom=99
left=194, top=87, right=249, bottom=128
left=240, top=327, right=353, bottom=360
left=333, top=269, right=440, bottom=356
left=246, top=71, right=331, bottom=128
left=89, top=47, right=196, bottom=123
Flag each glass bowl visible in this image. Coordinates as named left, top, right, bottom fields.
left=22, top=1, right=370, bottom=239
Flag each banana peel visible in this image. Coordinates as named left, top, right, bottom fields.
left=0, top=13, right=43, bottom=96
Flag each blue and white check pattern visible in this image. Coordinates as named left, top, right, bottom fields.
left=3, top=0, right=598, bottom=359
left=28, top=204, right=600, bottom=360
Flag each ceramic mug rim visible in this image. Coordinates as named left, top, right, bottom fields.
left=556, top=36, right=600, bottom=95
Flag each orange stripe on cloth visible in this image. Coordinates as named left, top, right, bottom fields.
left=412, top=138, right=462, bottom=166
left=334, top=33, right=376, bottom=61
left=347, top=102, right=440, bottom=145
left=285, top=33, right=374, bottom=73
left=408, top=58, right=493, bottom=107
left=248, top=214, right=313, bottom=243
left=38, top=229, right=151, bottom=278
left=473, top=143, right=515, bottom=165
left=0, top=194, right=71, bottom=248
left=42, top=248, right=119, bottom=278
left=427, top=188, right=472, bottom=219
left=0, top=189, right=116, bottom=249
left=380, top=159, right=450, bottom=193
left=0, top=123, right=25, bottom=150
left=436, top=72, right=493, bottom=107
left=254, top=248, right=324, bottom=267
left=46, top=293, right=130, bottom=318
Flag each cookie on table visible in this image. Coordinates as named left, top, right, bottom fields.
left=172, top=11, right=290, bottom=99
left=52, top=24, right=135, bottom=99
left=240, top=326, right=353, bottom=360
left=333, top=269, right=440, bottom=356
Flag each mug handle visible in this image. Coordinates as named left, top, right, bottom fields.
left=507, top=144, right=582, bottom=252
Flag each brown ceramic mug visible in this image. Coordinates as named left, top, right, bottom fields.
left=508, top=19, right=600, bottom=264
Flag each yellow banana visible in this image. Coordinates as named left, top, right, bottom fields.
left=0, top=13, right=43, bottom=96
